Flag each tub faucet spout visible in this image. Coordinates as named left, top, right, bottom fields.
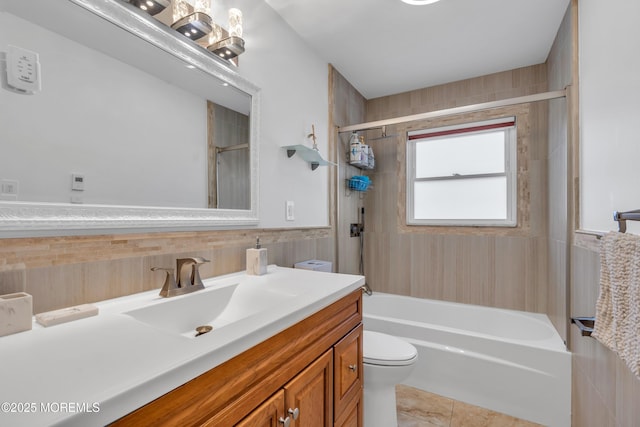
left=361, top=283, right=373, bottom=296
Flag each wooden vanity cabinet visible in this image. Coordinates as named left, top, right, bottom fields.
left=111, top=289, right=362, bottom=427
left=236, top=349, right=333, bottom=427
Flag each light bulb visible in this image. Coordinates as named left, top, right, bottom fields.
left=228, top=8, right=243, bottom=38
left=172, top=0, right=189, bottom=23
left=194, top=0, right=211, bottom=15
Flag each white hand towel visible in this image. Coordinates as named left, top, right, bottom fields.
left=593, top=231, right=640, bottom=378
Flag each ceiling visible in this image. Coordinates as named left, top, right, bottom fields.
left=265, top=0, right=570, bottom=99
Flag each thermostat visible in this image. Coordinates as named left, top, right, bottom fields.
left=71, top=174, right=85, bottom=191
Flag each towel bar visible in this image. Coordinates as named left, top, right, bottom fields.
left=613, top=209, right=640, bottom=233
left=571, top=316, right=595, bottom=337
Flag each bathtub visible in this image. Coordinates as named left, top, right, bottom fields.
left=363, top=292, right=571, bottom=427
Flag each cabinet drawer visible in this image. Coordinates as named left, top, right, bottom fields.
left=236, top=390, right=285, bottom=427
left=333, top=324, right=363, bottom=421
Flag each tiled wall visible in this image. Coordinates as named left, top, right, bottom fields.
left=329, top=65, right=367, bottom=275
left=360, top=66, right=550, bottom=312
left=550, top=1, right=640, bottom=424
left=571, top=239, right=640, bottom=426
left=0, top=228, right=332, bottom=314
left=546, top=0, right=573, bottom=342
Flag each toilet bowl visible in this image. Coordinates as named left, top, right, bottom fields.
left=363, top=330, right=418, bottom=427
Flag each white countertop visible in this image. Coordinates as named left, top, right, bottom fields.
left=0, top=266, right=364, bottom=426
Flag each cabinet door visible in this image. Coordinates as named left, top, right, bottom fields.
left=333, top=324, right=363, bottom=421
left=334, top=392, right=362, bottom=427
left=236, top=390, right=286, bottom=427
left=284, top=348, right=333, bottom=427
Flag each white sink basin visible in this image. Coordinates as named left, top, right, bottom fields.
left=123, top=282, right=297, bottom=338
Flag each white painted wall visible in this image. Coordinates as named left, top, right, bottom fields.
left=579, top=0, right=640, bottom=234
left=232, top=0, right=330, bottom=228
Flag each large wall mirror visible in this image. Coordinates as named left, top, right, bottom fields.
left=0, top=0, right=260, bottom=236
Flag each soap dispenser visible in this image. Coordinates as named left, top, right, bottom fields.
left=246, top=237, right=268, bottom=275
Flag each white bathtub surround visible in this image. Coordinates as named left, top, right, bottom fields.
left=593, top=231, right=640, bottom=378
left=363, top=292, right=571, bottom=427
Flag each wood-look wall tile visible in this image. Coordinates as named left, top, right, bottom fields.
left=363, top=70, right=547, bottom=312
left=616, top=357, right=640, bottom=426
left=26, top=264, right=86, bottom=314
left=0, top=269, right=26, bottom=295
left=571, top=328, right=616, bottom=427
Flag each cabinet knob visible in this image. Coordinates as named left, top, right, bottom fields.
left=278, top=416, right=290, bottom=427
left=348, top=364, right=357, bottom=372
left=288, top=407, right=300, bottom=420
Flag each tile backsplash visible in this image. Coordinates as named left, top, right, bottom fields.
left=0, top=228, right=332, bottom=314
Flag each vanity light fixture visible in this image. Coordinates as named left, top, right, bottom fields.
left=400, top=0, right=441, bottom=5
left=122, top=0, right=246, bottom=63
left=171, top=0, right=213, bottom=41
left=207, top=8, right=245, bottom=60
left=126, top=0, right=170, bottom=16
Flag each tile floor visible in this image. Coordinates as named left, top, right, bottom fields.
left=396, top=385, right=543, bottom=427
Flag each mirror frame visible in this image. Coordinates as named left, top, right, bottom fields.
left=0, top=0, right=260, bottom=237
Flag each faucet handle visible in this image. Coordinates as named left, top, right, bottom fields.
left=151, top=267, right=178, bottom=298
left=191, top=258, right=209, bottom=290
left=176, top=257, right=210, bottom=290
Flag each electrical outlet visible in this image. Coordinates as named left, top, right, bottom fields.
left=285, top=201, right=295, bottom=221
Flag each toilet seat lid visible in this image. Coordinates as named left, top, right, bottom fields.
left=363, top=330, right=418, bottom=366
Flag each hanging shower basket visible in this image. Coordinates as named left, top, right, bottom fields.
left=347, top=175, right=371, bottom=192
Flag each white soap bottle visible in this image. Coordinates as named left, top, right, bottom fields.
left=246, top=237, right=268, bottom=275
left=349, top=132, right=361, bottom=164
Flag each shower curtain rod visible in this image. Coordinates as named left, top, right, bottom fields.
left=338, top=89, right=567, bottom=134
left=216, top=143, right=249, bottom=153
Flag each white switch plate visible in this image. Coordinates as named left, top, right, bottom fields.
left=1, top=179, right=18, bottom=195
left=285, top=200, right=295, bottom=221
left=0, top=179, right=18, bottom=201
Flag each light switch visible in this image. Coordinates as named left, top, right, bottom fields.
left=285, top=200, right=295, bottom=221
left=1, top=179, right=18, bottom=195
left=0, top=179, right=18, bottom=201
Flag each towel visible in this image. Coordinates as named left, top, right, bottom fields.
left=592, top=231, right=640, bottom=378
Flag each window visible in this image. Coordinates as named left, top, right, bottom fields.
left=406, top=117, right=517, bottom=227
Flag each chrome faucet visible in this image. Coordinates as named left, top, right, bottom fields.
left=152, top=257, right=210, bottom=298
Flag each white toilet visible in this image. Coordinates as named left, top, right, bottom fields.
left=363, top=330, right=418, bottom=427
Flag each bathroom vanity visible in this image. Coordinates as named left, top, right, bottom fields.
left=113, top=285, right=363, bottom=426
left=0, top=266, right=364, bottom=426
